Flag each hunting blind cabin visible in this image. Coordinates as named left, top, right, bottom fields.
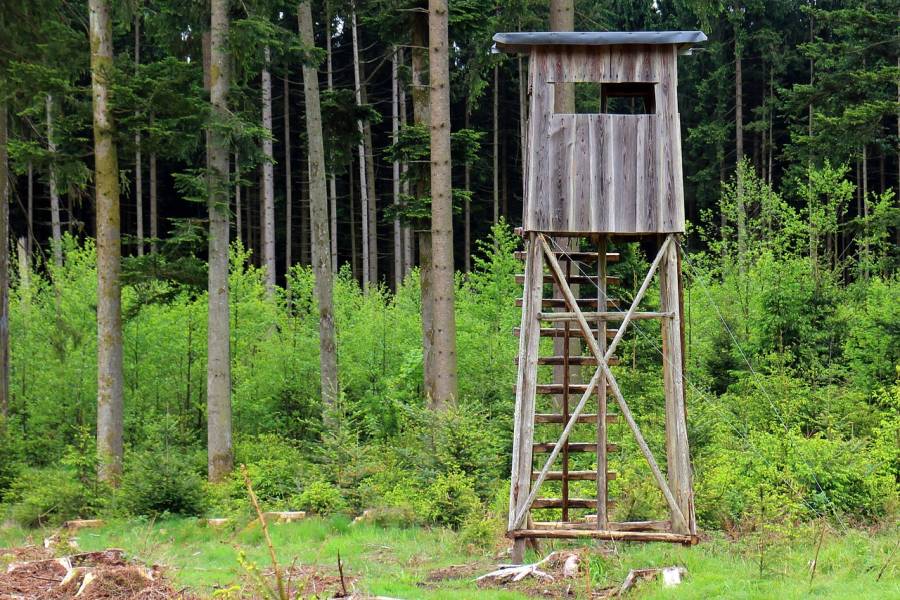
left=494, top=30, right=707, bottom=560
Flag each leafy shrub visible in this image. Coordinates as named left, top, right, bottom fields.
left=459, top=513, right=501, bottom=551
left=424, top=471, right=480, bottom=529
left=0, top=424, right=24, bottom=495
left=119, top=450, right=207, bottom=516
left=3, top=467, right=108, bottom=527
left=297, top=481, right=347, bottom=515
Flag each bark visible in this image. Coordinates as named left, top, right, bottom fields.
left=46, top=94, right=62, bottom=267
left=298, top=0, right=339, bottom=413
left=361, top=80, right=379, bottom=284
left=351, top=6, right=369, bottom=287
left=0, top=101, right=8, bottom=420
left=349, top=152, right=358, bottom=280
left=261, top=46, right=276, bottom=296
left=427, top=0, right=458, bottom=408
left=549, top=0, right=574, bottom=113
left=134, top=13, right=143, bottom=256
left=235, top=151, right=242, bottom=242
left=149, top=116, right=158, bottom=254
left=399, top=50, right=413, bottom=276
left=463, top=108, right=471, bottom=272
left=325, top=6, right=338, bottom=273
left=26, top=162, right=33, bottom=262
left=206, top=0, right=233, bottom=482
left=735, top=30, right=746, bottom=265
left=90, top=0, right=124, bottom=484
left=392, top=48, right=402, bottom=288
left=493, top=64, right=499, bottom=224
left=284, top=76, right=293, bottom=273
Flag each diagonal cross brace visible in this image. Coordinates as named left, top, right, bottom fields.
left=511, top=235, right=688, bottom=533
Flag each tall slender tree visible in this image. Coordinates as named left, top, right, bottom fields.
left=0, top=99, right=8, bottom=420
left=134, top=10, right=144, bottom=256
left=90, top=0, right=124, bottom=484
left=284, top=75, right=292, bottom=272
left=46, top=94, right=62, bottom=267
left=298, top=0, right=338, bottom=414
left=351, top=5, right=369, bottom=287
left=261, top=45, right=276, bottom=296
left=427, top=0, right=457, bottom=408
left=207, top=0, right=233, bottom=482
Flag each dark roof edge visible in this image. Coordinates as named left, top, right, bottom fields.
left=492, top=31, right=707, bottom=54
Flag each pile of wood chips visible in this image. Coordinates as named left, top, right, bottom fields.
left=0, top=547, right=194, bottom=599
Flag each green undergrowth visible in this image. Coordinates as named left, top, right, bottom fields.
left=1, top=518, right=896, bottom=598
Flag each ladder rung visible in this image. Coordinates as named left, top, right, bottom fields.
left=517, top=298, right=622, bottom=309
left=535, top=384, right=610, bottom=395
left=514, top=327, right=618, bottom=339
left=535, top=356, right=618, bottom=366
left=539, top=311, right=672, bottom=322
left=515, top=274, right=622, bottom=286
left=532, top=498, right=616, bottom=509
left=534, top=413, right=618, bottom=424
left=532, top=471, right=617, bottom=481
left=514, top=251, right=620, bottom=263
left=532, top=442, right=618, bottom=453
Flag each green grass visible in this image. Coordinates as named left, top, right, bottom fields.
left=1, top=518, right=897, bottom=598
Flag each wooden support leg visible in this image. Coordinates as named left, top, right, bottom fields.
left=659, top=235, right=695, bottom=535
left=509, top=232, right=542, bottom=563
left=596, top=235, right=608, bottom=528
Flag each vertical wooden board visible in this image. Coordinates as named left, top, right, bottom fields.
left=589, top=115, right=607, bottom=230
left=672, top=113, right=685, bottom=231
left=644, top=116, right=659, bottom=231
left=638, top=45, right=655, bottom=83
left=572, top=115, right=592, bottom=230
left=548, top=115, right=571, bottom=230
left=617, top=116, right=637, bottom=232
left=509, top=233, right=543, bottom=530
left=527, top=52, right=551, bottom=231
left=634, top=116, right=648, bottom=231
left=585, top=46, right=609, bottom=82
left=603, top=116, right=617, bottom=230
left=656, top=113, right=672, bottom=232
left=656, top=47, right=678, bottom=116
left=618, top=46, right=637, bottom=82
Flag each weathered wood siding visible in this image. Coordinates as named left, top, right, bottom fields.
left=525, top=45, right=685, bottom=234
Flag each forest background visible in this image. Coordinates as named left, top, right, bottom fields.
left=0, top=0, right=897, bottom=556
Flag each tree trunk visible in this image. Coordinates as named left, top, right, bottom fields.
left=90, top=0, right=124, bottom=485
left=399, top=52, right=413, bottom=277
left=493, top=64, right=499, bottom=225
left=134, top=12, right=143, bottom=256
left=206, top=0, right=233, bottom=482
left=351, top=6, right=369, bottom=288
left=325, top=5, right=338, bottom=273
left=463, top=107, right=471, bottom=272
left=549, top=0, right=574, bottom=113
left=235, top=151, right=242, bottom=243
left=149, top=117, right=158, bottom=254
left=261, top=46, right=276, bottom=296
left=46, top=94, right=62, bottom=267
left=734, top=31, right=746, bottom=265
left=26, top=161, right=33, bottom=262
left=350, top=152, right=359, bottom=280
left=298, top=0, right=339, bottom=414
left=427, top=0, right=458, bottom=408
left=0, top=101, right=8, bottom=420
left=419, top=230, right=435, bottom=398
left=284, top=76, right=293, bottom=273
left=361, top=83, right=379, bottom=284
left=392, top=48, right=402, bottom=288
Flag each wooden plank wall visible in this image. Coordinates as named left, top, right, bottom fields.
left=524, top=45, right=685, bottom=234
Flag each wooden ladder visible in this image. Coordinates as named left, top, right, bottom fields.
left=514, top=239, right=620, bottom=525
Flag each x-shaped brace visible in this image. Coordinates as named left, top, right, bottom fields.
left=511, top=234, right=688, bottom=533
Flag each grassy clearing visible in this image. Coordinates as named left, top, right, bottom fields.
left=1, top=518, right=897, bottom=598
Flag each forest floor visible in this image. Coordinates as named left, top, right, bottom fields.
left=0, top=517, right=897, bottom=599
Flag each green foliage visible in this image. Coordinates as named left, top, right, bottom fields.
left=424, top=471, right=480, bottom=529
left=119, top=450, right=207, bottom=517
left=297, top=481, right=348, bottom=516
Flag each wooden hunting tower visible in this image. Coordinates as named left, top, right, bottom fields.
left=494, top=30, right=706, bottom=560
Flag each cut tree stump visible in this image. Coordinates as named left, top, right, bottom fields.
left=261, top=511, right=307, bottom=523
left=64, top=519, right=104, bottom=530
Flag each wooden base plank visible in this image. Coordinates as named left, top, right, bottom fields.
left=508, top=528, right=695, bottom=544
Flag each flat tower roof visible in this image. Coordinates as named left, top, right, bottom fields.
left=492, top=31, right=707, bottom=54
